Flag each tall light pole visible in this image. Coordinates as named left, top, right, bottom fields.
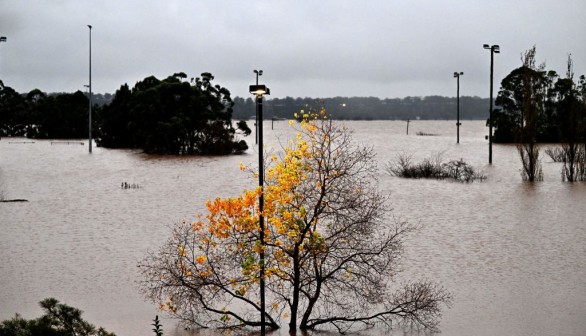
left=254, top=70, right=263, bottom=144
left=88, top=25, right=93, bottom=153
left=454, top=72, right=463, bottom=144
left=484, top=44, right=499, bottom=164
left=250, top=79, right=269, bottom=335
left=0, top=36, right=6, bottom=80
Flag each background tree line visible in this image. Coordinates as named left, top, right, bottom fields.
left=2, top=81, right=492, bottom=140
left=233, top=95, right=491, bottom=120
left=0, top=73, right=250, bottom=155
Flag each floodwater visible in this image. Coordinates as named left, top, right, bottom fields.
left=1, top=120, right=585, bottom=336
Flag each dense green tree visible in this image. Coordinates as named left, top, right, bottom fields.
left=493, top=49, right=585, bottom=146
left=493, top=62, right=551, bottom=143
left=32, top=91, right=89, bottom=139
left=555, top=56, right=586, bottom=181
left=96, top=84, right=133, bottom=147
left=0, top=298, right=115, bottom=336
left=515, top=47, right=544, bottom=181
left=0, top=81, right=28, bottom=136
left=493, top=47, right=586, bottom=181
left=97, top=72, right=249, bottom=155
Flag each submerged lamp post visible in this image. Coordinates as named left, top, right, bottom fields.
left=250, top=78, right=270, bottom=334
left=254, top=70, right=263, bottom=144
left=87, top=25, right=93, bottom=153
left=454, top=72, right=463, bottom=144
left=0, top=36, right=6, bottom=78
left=484, top=44, right=499, bottom=164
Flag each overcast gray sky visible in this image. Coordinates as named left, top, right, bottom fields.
left=1, top=0, right=585, bottom=99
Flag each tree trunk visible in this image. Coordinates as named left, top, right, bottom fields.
left=299, top=253, right=323, bottom=329
left=288, top=248, right=300, bottom=331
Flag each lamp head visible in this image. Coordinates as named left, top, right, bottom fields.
left=0, top=36, right=6, bottom=42
left=483, top=44, right=490, bottom=49
left=250, top=84, right=270, bottom=96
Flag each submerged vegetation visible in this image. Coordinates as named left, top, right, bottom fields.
left=545, top=147, right=566, bottom=162
left=494, top=47, right=586, bottom=181
left=0, top=298, right=116, bottom=336
left=545, top=146, right=586, bottom=181
left=416, top=131, right=439, bottom=136
left=387, top=153, right=486, bottom=182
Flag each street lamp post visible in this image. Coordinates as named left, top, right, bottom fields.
left=0, top=36, right=7, bottom=79
left=88, top=25, right=93, bottom=153
left=484, top=44, right=499, bottom=164
left=250, top=80, right=270, bottom=335
left=454, top=72, right=463, bottom=144
left=254, top=70, right=263, bottom=144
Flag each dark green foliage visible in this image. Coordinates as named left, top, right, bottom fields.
left=97, top=73, right=249, bottom=155
left=0, top=80, right=92, bottom=139
left=387, top=153, right=485, bottom=182
left=0, top=298, right=116, bottom=336
left=493, top=55, right=586, bottom=144
left=236, top=120, right=252, bottom=136
left=0, top=80, right=32, bottom=137
left=151, top=315, right=163, bottom=336
left=30, top=91, right=90, bottom=139
left=95, top=84, right=133, bottom=148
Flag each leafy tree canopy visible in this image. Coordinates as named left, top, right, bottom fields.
left=493, top=50, right=586, bottom=143
left=0, top=81, right=90, bottom=139
left=97, top=72, right=249, bottom=155
left=0, top=298, right=116, bottom=336
left=139, top=108, right=451, bottom=333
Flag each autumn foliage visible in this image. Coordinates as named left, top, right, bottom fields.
left=139, top=108, right=451, bottom=332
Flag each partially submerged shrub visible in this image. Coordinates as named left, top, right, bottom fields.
left=387, top=153, right=485, bottom=182
left=544, top=147, right=565, bottom=162
left=152, top=315, right=163, bottom=336
left=517, top=144, right=543, bottom=181
left=0, top=298, right=116, bottom=336
left=442, top=159, right=486, bottom=182
left=543, top=145, right=586, bottom=181
left=561, top=144, right=586, bottom=182
left=416, top=131, right=439, bottom=136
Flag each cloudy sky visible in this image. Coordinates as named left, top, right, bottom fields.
left=0, top=0, right=584, bottom=99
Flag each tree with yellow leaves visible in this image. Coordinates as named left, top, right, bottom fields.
left=138, top=108, right=451, bottom=333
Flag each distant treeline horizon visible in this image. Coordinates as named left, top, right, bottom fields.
left=232, top=95, right=490, bottom=120
left=19, top=91, right=491, bottom=120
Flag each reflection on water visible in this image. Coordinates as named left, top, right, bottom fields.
left=1, top=121, right=585, bottom=336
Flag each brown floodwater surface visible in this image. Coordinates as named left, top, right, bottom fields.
left=1, top=120, right=585, bottom=336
